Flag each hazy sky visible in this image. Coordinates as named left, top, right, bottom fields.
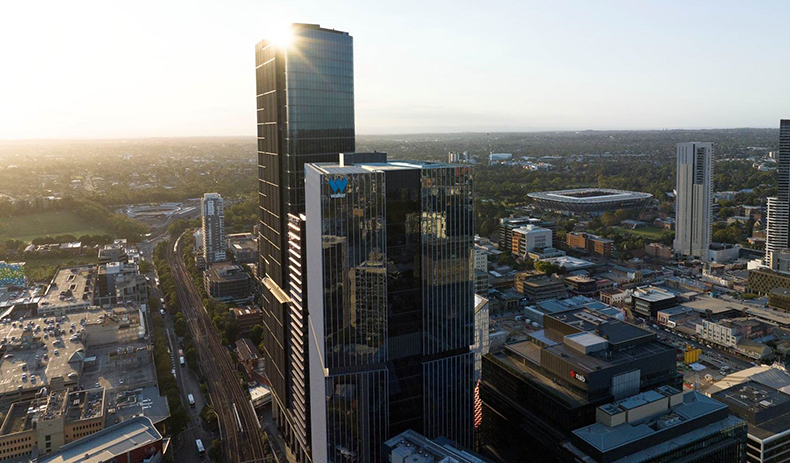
left=2, top=0, right=789, bottom=139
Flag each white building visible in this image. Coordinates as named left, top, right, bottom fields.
left=471, top=295, right=490, bottom=382
left=695, top=319, right=740, bottom=348
left=674, top=142, right=713, bottom=259
left=201, top=193, right=226, bottom=264
left=511, top=225, right=552, bottom=257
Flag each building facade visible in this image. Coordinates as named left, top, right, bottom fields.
left=255, top=23, right=355, bottom=462
left=674, top=142, right=713, bottom=259
left=305, top=160, right=475, bottom=463
left=511, top=225, right=552, bottom=258
left=766, top=120, right=790, bottom=270
left=201, top=193, right=226, bottom=264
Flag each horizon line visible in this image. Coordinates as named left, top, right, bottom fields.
left=0, top=126, right=780, bottom=143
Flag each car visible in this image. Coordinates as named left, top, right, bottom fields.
left=30, top=376, right=35, bottom=384
left=21, top=374, right=26, bottom=381
left=3, top=354, right=13, bottom=359
left=119, top=379, right=124, bottom=385
left=54, top=349, right=59, bottom=356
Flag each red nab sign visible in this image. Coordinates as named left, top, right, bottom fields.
left=569, top=369, right=586, bottom=383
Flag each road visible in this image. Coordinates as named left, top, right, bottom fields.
left=642, top=323, right=755, bottom=371
left=166, top=234, right=273, bottom=463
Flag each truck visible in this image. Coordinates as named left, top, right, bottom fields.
left=179, top=356, right=185, bottom=367
left=188, top=393, right=195, bottom=407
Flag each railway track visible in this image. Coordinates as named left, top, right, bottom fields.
left=166, top=236, right=272, bottom=462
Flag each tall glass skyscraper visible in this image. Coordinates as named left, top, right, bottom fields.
left=255, top=24, right=354, bottom=462
left=305, top=160, right=476, bottom=463
left=766, top=120, right=790, bottom=269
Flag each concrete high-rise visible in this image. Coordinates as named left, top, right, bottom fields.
left=255, top=24, right=354, bottom=462
left=674, top=142, right=713, bottom=259
left=766, top=120, right=790, bottom=270
left=305, top=159, right=475, bottom=463
left=201, top=193, right=226, bottom=264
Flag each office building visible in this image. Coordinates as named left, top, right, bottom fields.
left=674, top=142, right=713, bottom=259
left=498, top=217, right=555, bottom=253
left=766, top=120, right=790, bottom=270
left=514, top=271, right=567, bottom=302
left=478, top=308, right=680, bottom=462
left=255, top=23, right=355, bottom=462
left=511, top=225, right=552, bottom=258
left=227, top=232, right=258, bottom=263
left=630, top=286, right=678, bottom=319
left=203, top=263, right=253, bottom=304
left=305, top=160, right=475, bottom=463
left=201, top=193, right=226, bottom=264
left=568, top=388, right=747, bottom=463
left=566, top=232, right=613, bottom=257
left=709, top=365, right=790, bottom=463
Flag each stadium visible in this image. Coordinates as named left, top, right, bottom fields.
left=528, top=188, right=653, bottom=213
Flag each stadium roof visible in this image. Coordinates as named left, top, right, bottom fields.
left=528, top=188, right=652, bottom=213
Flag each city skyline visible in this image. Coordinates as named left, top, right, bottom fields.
left=3, top=0, right=790, bottom=139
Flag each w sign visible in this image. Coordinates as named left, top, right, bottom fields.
left=328, top=177, right=348, bottom=198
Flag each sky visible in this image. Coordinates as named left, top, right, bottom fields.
left=1, top=0, right=789, bottom=139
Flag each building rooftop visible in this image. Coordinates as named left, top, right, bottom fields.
left=546, top=308, right=654, bottom=346
left=204, top=263, right=251, bottom=283
left=632, top=287, right=676, bottom=303
left=38, top=416, right=162, bottom=463
left=573, top=392, right=730, bottom=454
left=712, top=380, right=790, bottom=440
left=38, top=266, right=95, bottom=313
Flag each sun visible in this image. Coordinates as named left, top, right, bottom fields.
left=269, top=23, right=294, bottom=48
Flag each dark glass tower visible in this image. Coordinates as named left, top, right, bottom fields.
left=255, top=24, right=354, bottom=462
left=305, top=160, right=476, bottom=463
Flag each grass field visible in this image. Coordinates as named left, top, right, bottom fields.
left=610, top=226, right=672, bottom=240
left=0, top=211, right=109, bottom=242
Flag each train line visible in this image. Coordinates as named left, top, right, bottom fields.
left=166, top=236, right=271, bottom=462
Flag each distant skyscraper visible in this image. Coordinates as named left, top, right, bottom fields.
left=201, top=193, right=226, bottom=264
left=766, top=120, right=790, bottom=270
left=255, top=23, right=355, bottom=462
left=674, top=142, right=713, bottom=259
left=305, top=159, right=475, bottom=463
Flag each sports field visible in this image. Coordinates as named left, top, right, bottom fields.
left=0, top=211, right=109, bottom=242
left=611, top=226, right=671, bottom=240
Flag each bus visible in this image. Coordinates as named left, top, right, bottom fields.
left=188, top=393, right=195, bottom=407
left=179, top=356, right=185, bottom=367
left=196, top=439, right=205, bottom=456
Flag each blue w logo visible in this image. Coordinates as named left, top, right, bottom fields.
left=328, top=177, right=348, bottom=194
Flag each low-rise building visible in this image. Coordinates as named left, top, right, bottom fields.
left=599, top=288, right=627, bottom=307
left=514, top=271, right=567, bottom=301
left=564, top=275, right=597, bottom=297
left=94, top=262, right=147, bottom=308
left=568, top=388, right=747, bottom=463
left=631, top=286, right=678, bottom=319
left=566, top=232, right=613, bottom=256
left=769, top=287, right=790, bottom=312
left=230, top=306, right=263, bottom=337
left=203, top=263, right=252, bottom=304
left=227, top=233, right=257, bottom=264
left=644, top=242, right=673, bottom=260
left=37, top=416, right=164, bottom=463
